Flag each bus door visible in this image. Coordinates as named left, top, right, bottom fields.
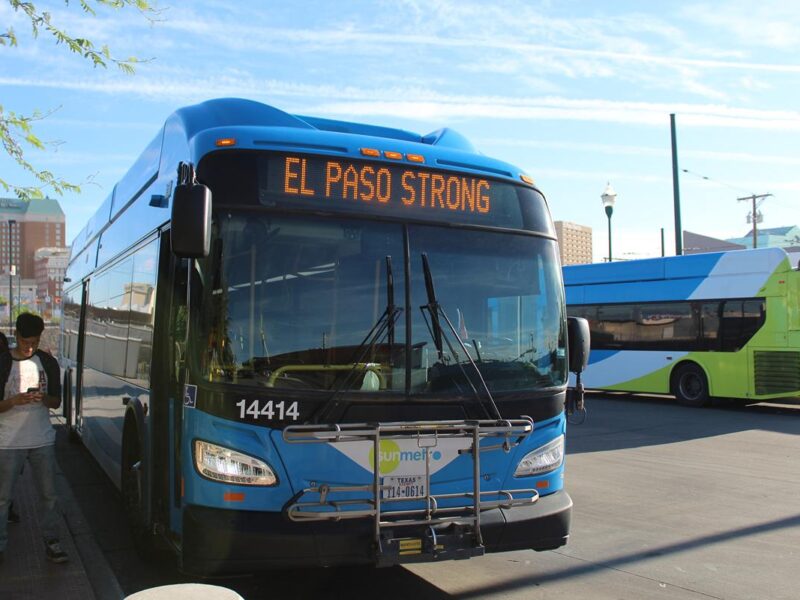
left=62, top=281, right=88, bottom=435
left=154, top=231, right=189, bottom=535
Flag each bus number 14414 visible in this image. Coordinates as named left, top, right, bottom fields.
left=236, top=399, right=300, bottom=421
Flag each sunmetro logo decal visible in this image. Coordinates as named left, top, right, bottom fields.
left=331, top=437, right=470, bottom=476
left=368, top=439, right=443, bottom=475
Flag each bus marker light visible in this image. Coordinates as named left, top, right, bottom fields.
left=406, top=153, right=425, bottom=163
left=224, top=492, right=245, bottom=502
left=360, top=148, right=381, bottom=157
left=520, top=174, right=535, bottom=185
left=384, top=151, right=403, bottom=160
left=536, top=480, right=550, bottom=489
left=215, top=138, right=237, bottom=147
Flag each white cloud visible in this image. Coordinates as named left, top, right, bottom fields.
left=311, top=97, right=800, bottom=131
left=3, top=72, right=800, bottom=132
left=682, top=2, right=800, bottom=50
left=480, top=139, right=800, bottom=167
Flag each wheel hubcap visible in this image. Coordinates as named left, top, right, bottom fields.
left=681, top=374, right=701, bottom=399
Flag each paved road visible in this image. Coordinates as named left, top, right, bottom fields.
left=409, top=395, right=800, bottom=599
left=57, top=394, right=800, bottom=599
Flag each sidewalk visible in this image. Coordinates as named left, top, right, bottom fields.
left=0, top=418, right=124, bottom=600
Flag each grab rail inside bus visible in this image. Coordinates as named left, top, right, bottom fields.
left=265, top=363, right=385, bottom=389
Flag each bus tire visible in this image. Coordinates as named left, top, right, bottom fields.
left=672, top=363, right=710, bottom=407
left=122, top=421, right=155, bottom=557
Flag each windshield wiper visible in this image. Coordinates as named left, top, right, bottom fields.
left=419, top=253, right=502, bottom=420
left=313, top=256, right=403, bottom=422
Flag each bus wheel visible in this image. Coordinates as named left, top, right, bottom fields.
left=122, top=431, right=154, bottom=556
left=673, top=364, right=710, bottom=407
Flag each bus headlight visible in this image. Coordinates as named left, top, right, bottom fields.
left=193, top=440, right=278, bottom=486
left=514, top=435, right=564, bottom=477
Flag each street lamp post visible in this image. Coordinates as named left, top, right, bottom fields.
left=601, top=183, right=617, bottom=262
left=7, top=219, right=15, bottom=335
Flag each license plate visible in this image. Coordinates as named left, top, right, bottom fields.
left=381, top=475, right=426, bottom=500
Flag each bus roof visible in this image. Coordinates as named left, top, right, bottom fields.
left=68, top=98, right=537, bottom=269
left=171, top=98, right=512, bottom=172
left=563, top=247, right=792, bottom=304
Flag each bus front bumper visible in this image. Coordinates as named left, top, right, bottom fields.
left=180, top=490, right=572, bottom=575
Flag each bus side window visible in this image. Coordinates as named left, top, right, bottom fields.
left=700, top=302, right=721, bottom=351
left=719, top=301, right=743, bottom=351
left=740, top=299, right=766, bottom=348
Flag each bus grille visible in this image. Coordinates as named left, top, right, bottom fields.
left=754, top=351, right=800, bottom=395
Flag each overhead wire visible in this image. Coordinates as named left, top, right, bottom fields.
left=680, top=168, right=755, bottom=195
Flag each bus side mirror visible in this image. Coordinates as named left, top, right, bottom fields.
left=171, top=183, right=212, bottom=258
left=567, top=316, right=590, bottom=374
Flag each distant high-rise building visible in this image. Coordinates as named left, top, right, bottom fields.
left=554, top=221, right=593, bottom=265
left=0, top=198, right=66, bottom=279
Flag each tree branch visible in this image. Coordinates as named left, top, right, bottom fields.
left=2, top=0, right=159, bottom=199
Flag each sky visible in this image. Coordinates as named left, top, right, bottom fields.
left=1, top=0, right=799, bottom=262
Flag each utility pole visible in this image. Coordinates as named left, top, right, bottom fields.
left=670, top=114, right=683, bottom=255
left=737, top=194, right=772, bottom=248
left=7, top=220, right=15, bottom=336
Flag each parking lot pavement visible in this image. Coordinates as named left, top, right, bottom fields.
left=408, top=395, right=800, bottom=600
left=0, top=416, right=124, bottom=600
left=0, top=450, right=101, bottom=600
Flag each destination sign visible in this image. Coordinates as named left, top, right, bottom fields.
left=278, top=154, right=492, bottom=212
left=256, top=153, right=549, bottom=231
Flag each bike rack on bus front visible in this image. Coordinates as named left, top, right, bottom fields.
left=282, top=419, right=538, bottom=565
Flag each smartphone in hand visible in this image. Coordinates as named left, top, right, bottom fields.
left=26, top=387, right=44, bottom=400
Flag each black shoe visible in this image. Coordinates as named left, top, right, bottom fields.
left=7, top=503, right=19, bottom=524
left=44, top=539, right=68, bottom=564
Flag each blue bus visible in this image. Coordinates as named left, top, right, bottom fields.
left=564, top=248, right=800, bottom=406
left=60, top=98, right=588, bottom=574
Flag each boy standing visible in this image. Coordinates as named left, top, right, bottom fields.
left=0, top=313, right=66, bottom=564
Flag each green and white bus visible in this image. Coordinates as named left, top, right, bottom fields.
left=564, top=247, right=800, bottom=406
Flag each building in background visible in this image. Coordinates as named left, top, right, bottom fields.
left=0, top=198, right=68, bottom=319
left=35, top=247, right=70, bottom=318
left=726, top=226, right=800, bottom=251
left=554, top=221, right=593, bottom=265
left=683, top=231, right=746, bottom=255
left=683, top=227, right=800, bottom=268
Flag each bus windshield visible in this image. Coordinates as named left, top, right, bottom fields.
left=192, top=212, right=566, bottom=394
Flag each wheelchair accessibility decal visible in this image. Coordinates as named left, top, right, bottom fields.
left=183, top=384, right=197, bottom=409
